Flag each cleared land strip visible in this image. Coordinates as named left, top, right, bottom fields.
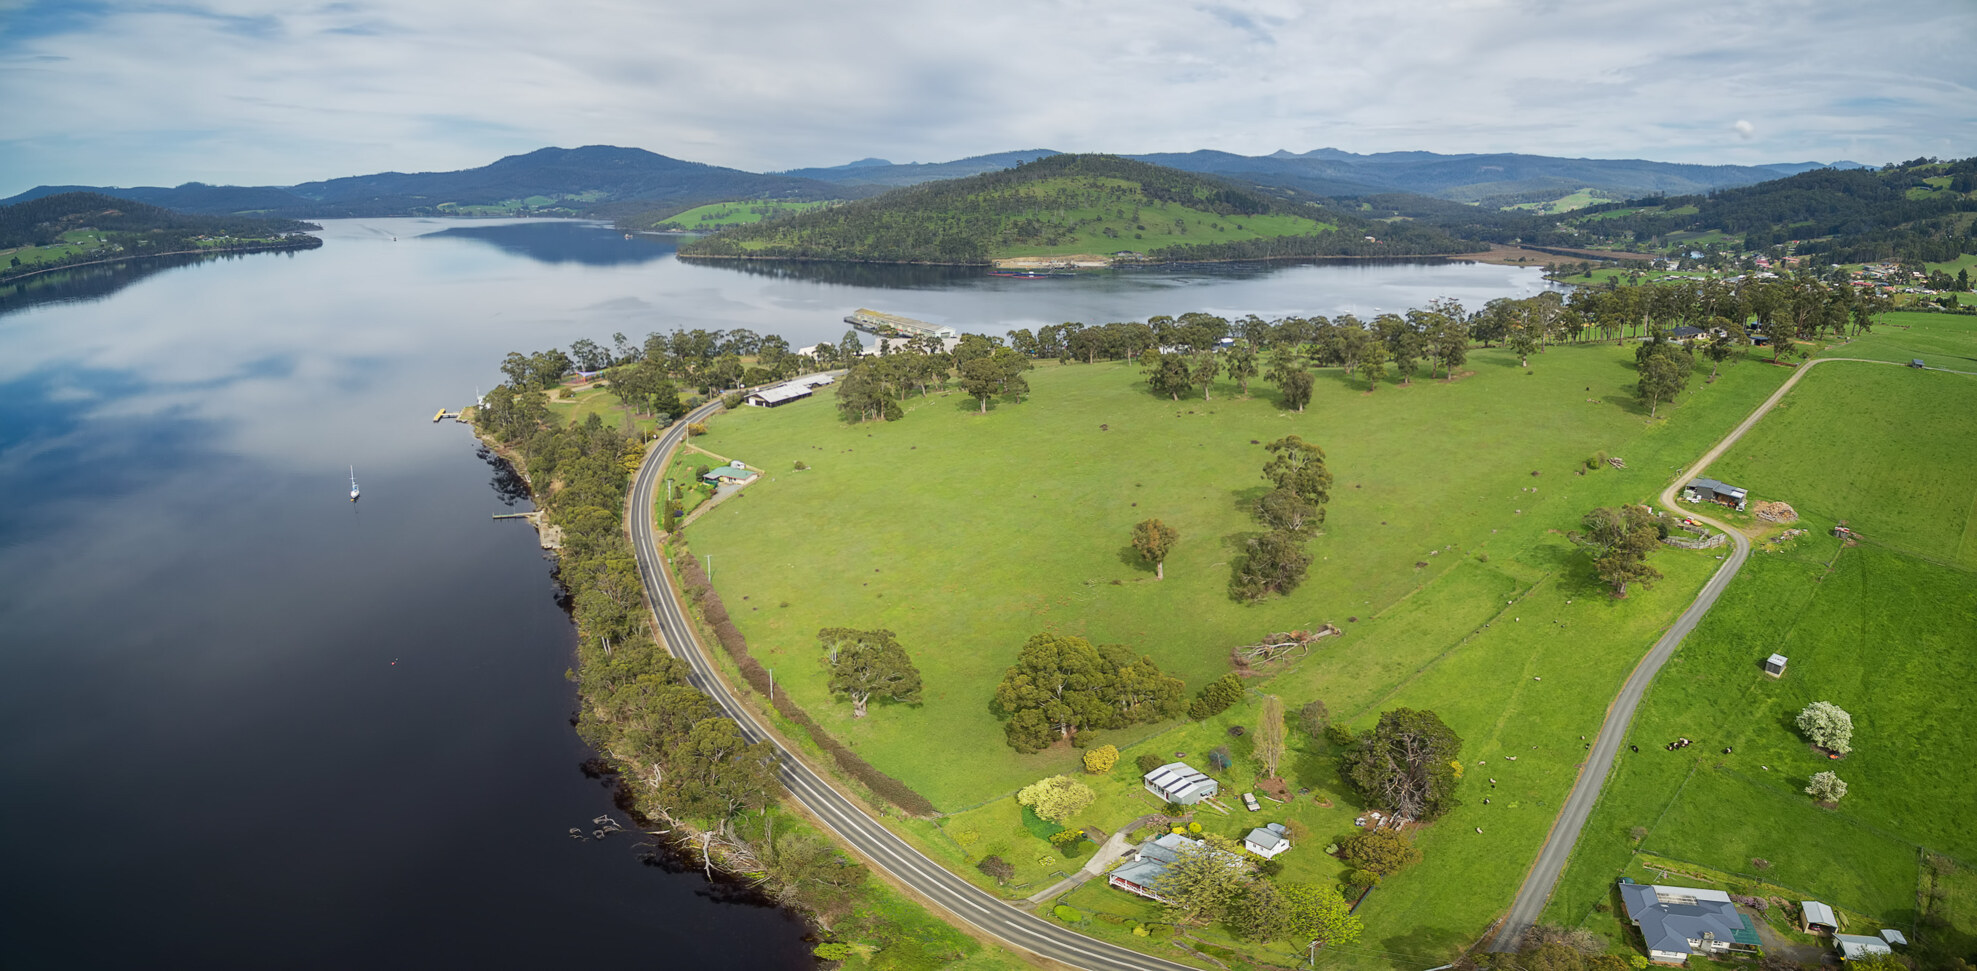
left=1487, top=356, right=1929, bottom=951
left=626, top=395, right=1200, bottom=971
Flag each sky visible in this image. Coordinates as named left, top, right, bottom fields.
left=2, top=0, right=1974, bottom=195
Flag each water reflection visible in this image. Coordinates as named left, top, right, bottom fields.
left=422, top=220, right=679, bottom=266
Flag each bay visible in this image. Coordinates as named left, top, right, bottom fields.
left=0, top=218, right=1549, bottom=969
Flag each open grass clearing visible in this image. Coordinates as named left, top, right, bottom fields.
left=1708, top=358, right=1977, bottom=567
left=683, top=343, right=1794, bottom=813
left=1541, top=534, right=1977, bottom=938
left=655, top=200, right=833, bottom=230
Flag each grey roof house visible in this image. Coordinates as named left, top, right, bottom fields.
left=1619, top=882, right=1763, bottom=964
left=1242, top=823, right=1291, bottom=859
left=1108, top=833, right=1245, bottom=902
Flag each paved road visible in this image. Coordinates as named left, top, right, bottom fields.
left=1487, top=357, right=1914, bottom=950
left=626, top=398, right=1199, bottom=971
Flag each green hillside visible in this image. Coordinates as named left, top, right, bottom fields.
left=680, top=154, right=1469, bottom=264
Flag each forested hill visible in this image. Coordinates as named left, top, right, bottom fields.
left=0, top=192, right=319, bottom=280
left=679, top=154, right=1470, bottom=264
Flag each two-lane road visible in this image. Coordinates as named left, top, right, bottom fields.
left=625, top=399, right=1199, bottom=971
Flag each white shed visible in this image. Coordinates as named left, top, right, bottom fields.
left=1143, top=762, right=1218, bottom=805
left=1243, top=823, right=1291, bottom=859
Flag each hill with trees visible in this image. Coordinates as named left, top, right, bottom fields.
left=679, top=154, right=1470, bottom=264
left=0, top=192, right=319, bottom=281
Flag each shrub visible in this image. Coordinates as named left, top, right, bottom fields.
left=1145, top=924, right=1174, bottom=941
left=687, top=422, right=708, bottom=437
left=722, top=391, right=746, bottom=409
left=1805, top=771, right=1848, bottom=802
left=1630, top=957, right=1650, bottom=970
left=1325, top=722, right=1358, bottom=747
left=1751, top=858, right=1771, bottom=871
left=1053, top=905, right=1084, bottom=923
left=1796, top=702, right=1854, bottom=754
left=1187, top=821, right=1203, bottom=834
left=976, top=855, right=1015, bottom=884
left=1136, top=753, right=1165, bottom=774
left=1629, top=826, right=1649, bottom=845
left=793, top=459, right=808, bottom=471
left=1282, top=819, right=1309, bottom=841
left=1299, top=699, right=1331, bottom=738
left=1016, top=775, right=1097, bottom=823
left=1049, top=828, right=1088, bottom=849
left=1341, top=828, right=1423, bottom=877
left=814, top=942, right=853, bottom=961
left=1189, top=673, right=1246, bottom=720
left=1207, top=745, right=1233, bottom=771
left=1082, top=744, right=1120, bottom=774
left=1343, top=868, right=1380, bottom=887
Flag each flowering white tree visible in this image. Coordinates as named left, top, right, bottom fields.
left=1795, top=701, right=1854, bottom=755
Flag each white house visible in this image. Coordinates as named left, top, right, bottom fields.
left=1242, top=823, right=1291, bottom=859
left=1143, top=762, right=1218, bottom=805
left=1619, top=883, right=1763, bottom=964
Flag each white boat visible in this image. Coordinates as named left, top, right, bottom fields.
left=350, top=466, right=361, bottom=503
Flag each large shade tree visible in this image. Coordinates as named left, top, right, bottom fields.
left=1339, top=707, right=1464, bottom=821
left=1131, top=518, right=1180, bottom=579
left=817, top=627, right=922, bottom=718
left=992, top=633, right=1184, bottom=752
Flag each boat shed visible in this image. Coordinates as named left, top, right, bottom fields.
left=1143, top=762, right=1219, bottom=805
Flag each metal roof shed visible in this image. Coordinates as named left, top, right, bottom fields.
left=1803, top=900, right=1839, bottom=931
left=1143, top=762, right=1219, bottom=805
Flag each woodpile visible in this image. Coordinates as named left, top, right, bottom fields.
left=1753, top=500, right=1798, bottom=523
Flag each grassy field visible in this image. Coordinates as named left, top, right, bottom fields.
left=1708, top=359, right=1977, bottom=568
left=1541, top=318, right=1977, bottom=952
left=655, top=200, right=833, bottom=230
left=1504, top=188, right=1613, bottom=215
left=1824, top=310, right=1977, bottom=368
left=676, top=337, right=1816, bottom=969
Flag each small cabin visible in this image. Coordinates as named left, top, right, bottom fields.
left=1243, top=823, right=1292, bottom=859
left=1764, top=654, right=1788, bottom=677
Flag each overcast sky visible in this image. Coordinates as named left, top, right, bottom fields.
left=2, top=0, right=1973, bottom=195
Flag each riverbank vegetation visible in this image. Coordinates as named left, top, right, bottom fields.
left=473, top=345, right=1026, bottom=971
left=0, top=191, right=319, bottom=282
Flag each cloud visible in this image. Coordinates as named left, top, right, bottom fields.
left=0, top=0, right=1972, bottom=192
left=1734, top=120, right=1755, bottom=140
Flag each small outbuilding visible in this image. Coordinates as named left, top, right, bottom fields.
left=1879, top=929, right=1908, bottom=947
left=1836, top=934, right=1893, bottom=961
left=1243, top=823, right=1292, bottom=859
left=745, top=383, right=813, bottom=407
left=1143, top=762, right=1219, bottom=805
left=1802, top=900, right=1839, bottom=934
left=1764, top=654, right=1788, bottom=677
left=1910, top=359, right=1926, bottom=369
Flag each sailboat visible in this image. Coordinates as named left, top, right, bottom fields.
left=350, top=466, right=361, bottom=503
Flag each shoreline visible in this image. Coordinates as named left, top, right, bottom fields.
left=678, top=248, right=1501, bottom=270
left=0, top=236, right=323, bottom=286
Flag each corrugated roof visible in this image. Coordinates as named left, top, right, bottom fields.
left=1837, top=935, right=1892, bottom=960
left=1804, top=901, right=1838, bottom=927
left=1620, top=884, right=1752, bottom=957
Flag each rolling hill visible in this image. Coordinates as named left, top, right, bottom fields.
left=678, top=153, right=1469, bottom=264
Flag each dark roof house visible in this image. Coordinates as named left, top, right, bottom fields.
left=1619, top=882, right=1762, bottom=965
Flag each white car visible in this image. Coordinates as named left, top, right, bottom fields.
left=1242, top=792, right=1261, bottom=811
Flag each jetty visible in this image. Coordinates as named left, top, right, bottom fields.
left=492, top=509, right=563, bottom=550
left=844, top=308, right=957, bottom=340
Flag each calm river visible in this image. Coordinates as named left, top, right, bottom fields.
left=0, top=219, right=1549, bottom=969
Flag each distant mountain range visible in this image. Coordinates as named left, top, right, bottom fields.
left=1, top=145, right=1870, bottom=221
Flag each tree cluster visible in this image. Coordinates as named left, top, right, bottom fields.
left=992, top=633, right=1186, bottom=752
left=1188, top=673, right=1246, bottom=720
left=1232, top=435, right=1330, bottom=602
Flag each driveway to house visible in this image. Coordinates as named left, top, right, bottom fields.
left=1489, top=357, right=1916, bottom=951
left=627, top=396, right=1199, bottom=971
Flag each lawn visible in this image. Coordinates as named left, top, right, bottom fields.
left=1707, top=358, right=1977, bottom=568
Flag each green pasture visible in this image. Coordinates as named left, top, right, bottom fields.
left=681, top=343, right=1794, bottom=812
left=543, top=378, right=669, bottom=436
left=1709, top=359, right=1977, bottom=567
left=1542, top=539, right=1977, bottom=938
left=655, top=200, right=832, bottom=230
left=1925, top=253, right=1977, bottom=276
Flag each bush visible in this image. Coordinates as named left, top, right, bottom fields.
left=722, top=391, right=746, bottom=409
left=793, top=460, right=808, bottom=471
left=1186, top=821, right=1203, bottom=834
left=687, top=422, right=708, bottom=437
left=1343, top=868, right=1380, bottom=888
left=1049, top=828, right=1088, bottom=849
left=814, top=942, right=853, bottom=961
left=1017, top=775, right=1097, bottom=824
left=1189, top=673, right=1245, bottom=720
left=1299, top=699, right=1330, bottom=738
left=976, top=855, right=1015, bottom=884
left=1136, top=753, right=1165, bottom=774
left=1207, top=745, right=1233, bottom=771
left=1341, top=828, right=1423, bottom=877
left=1325, top=722, right=1357, bottom=747
left=1145, top=924, right=1174, bottom=941
left=1052, top=905, right=1084, bottom=923
left=1082, top=744, right=1119, bottom=774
